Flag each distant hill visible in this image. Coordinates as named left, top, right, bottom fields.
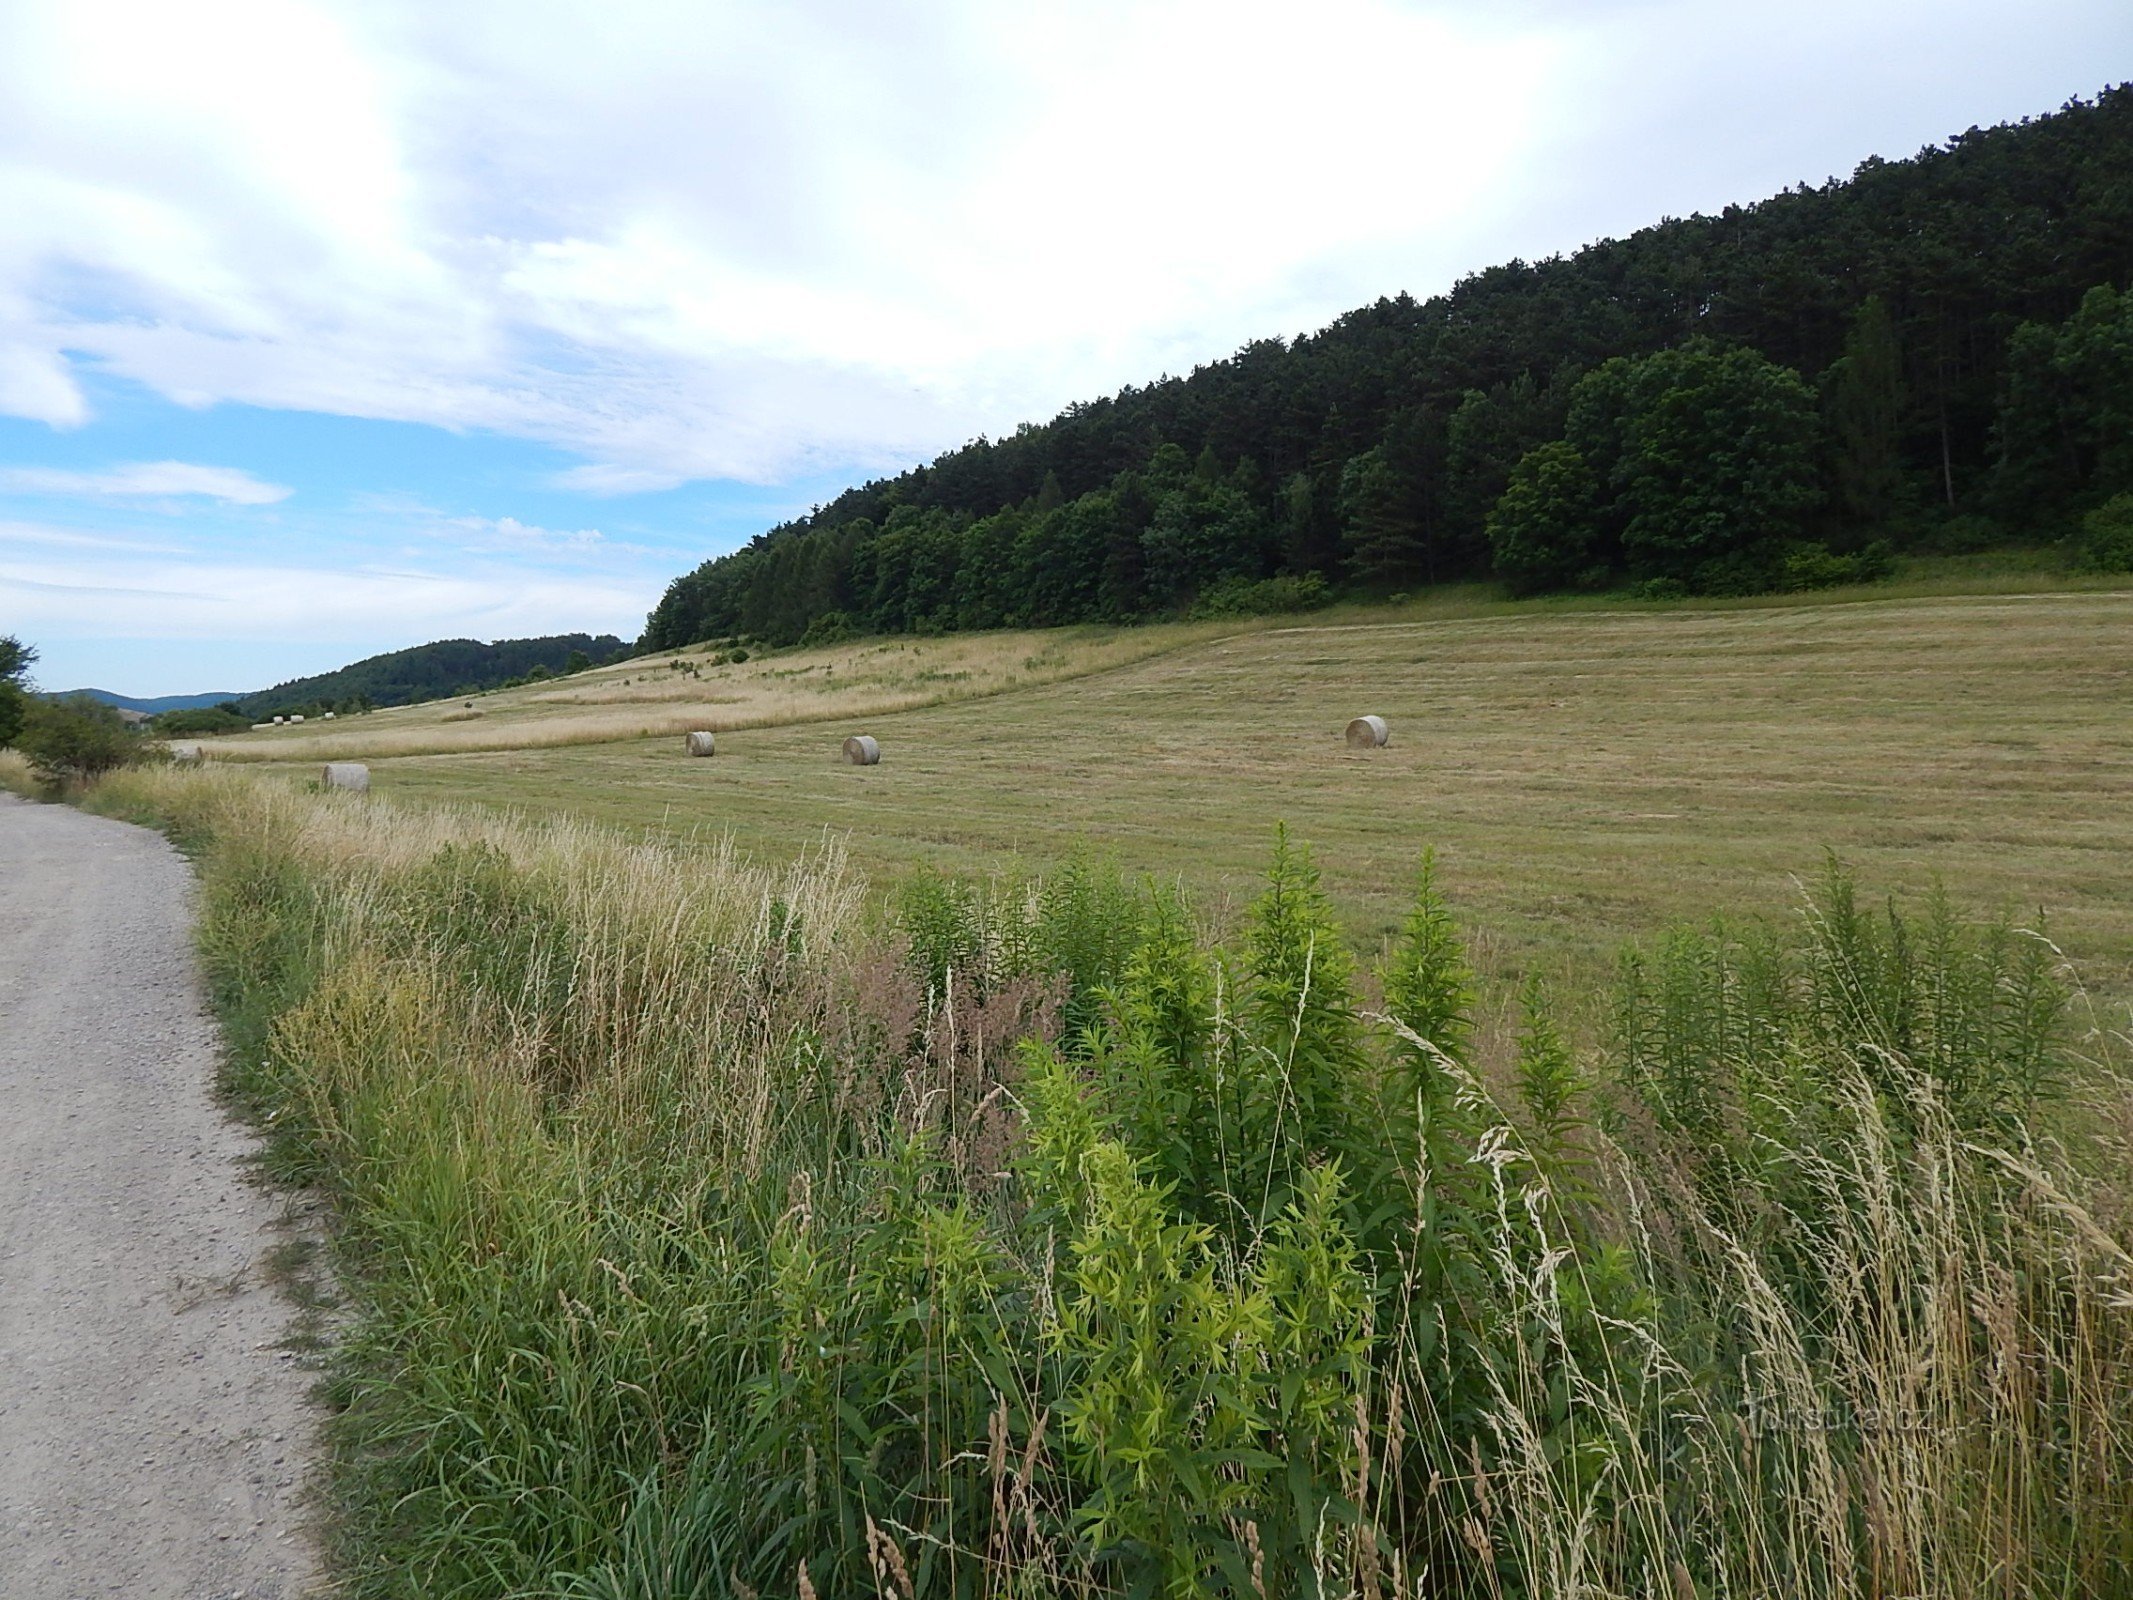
left=238, top=634, right=629, bottom=716
left=57, top=689, right=252, bottom=714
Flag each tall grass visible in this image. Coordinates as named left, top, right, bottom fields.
left=89, top=764, right=2133, bottom=1598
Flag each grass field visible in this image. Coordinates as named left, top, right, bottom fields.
left=233, top=584, right=2133, bottom=1007
left=66, top=570, right=2133, bottom=1597
left=84, top=742, right=2133, bottom=1598
left=209, top=617, right=1258, bottom=761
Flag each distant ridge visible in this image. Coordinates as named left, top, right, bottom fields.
left=238, top=633, right=629, bottom=716
left=55, top=689, right=252, bottom=714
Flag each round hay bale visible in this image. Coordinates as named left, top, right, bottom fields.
left=322, top=762, right=370, bottom=793
left=843, top=734, right=880, bottom=766
left=1345, top=714, right=1389, bottom=748
left=685, top=730, right=717, bottom=757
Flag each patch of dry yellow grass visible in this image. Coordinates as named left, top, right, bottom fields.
left=203, top=620, right=1252, bottom=762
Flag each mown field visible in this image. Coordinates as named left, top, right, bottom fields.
left=38, top=573, right=2130, bottom=1599
left=242, top=584, right=2133, bottom=1007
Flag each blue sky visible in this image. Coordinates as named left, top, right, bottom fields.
left=2, top=0, right=2127, bottom=695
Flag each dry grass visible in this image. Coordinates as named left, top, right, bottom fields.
left=202, top=619, right=1258, bottom=762
left=276, top=587, right=2133, bottom=1006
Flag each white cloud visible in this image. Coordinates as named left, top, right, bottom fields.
left=0, top=0, right=2124, bottom=490
left=549, top=463, right=686, bottom=496
left=0, top=519, right=187, bottom=554
left=0, top=0, right=1562, bottom=485
left=0, top=549, right=651, bottom=646
left=1, top=460, right=293, bottom=504
left=433, top=513, right=605, bottom=552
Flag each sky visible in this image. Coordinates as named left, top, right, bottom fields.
left=1, top=0, right=2126, bottom=696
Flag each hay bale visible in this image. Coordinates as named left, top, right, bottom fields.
left=1345, top=714, right=1389, bottom=748
left=322, top=762, right=370, bottom=793
left=169, top=743, right=202, bottom=763
left=322, top=711, right=336, bottom=720
left=685, top=730, right=717, bottom=757
left=843, top=734, right=880, bottom=765
left=272, top=715, right=286, bottom=725
left=290, top=714, right=305, bottom=724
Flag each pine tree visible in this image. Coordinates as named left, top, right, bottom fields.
left=1826, top=296, right=1909, bottom=527
left=1034, top=468, right=1066, bottom=515
left=1339, top=447, right=1423, bottom=586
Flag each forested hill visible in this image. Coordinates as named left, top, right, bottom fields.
left=238, top=633, right=627, bottom=717
left=645, top=87, right=2133, bottom=649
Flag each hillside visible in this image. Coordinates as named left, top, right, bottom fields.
left=56, top=689, right=253, bottom=714
left=237, top=633, right=627, bottom=717
left=646, top=87, right=2133, bottom=649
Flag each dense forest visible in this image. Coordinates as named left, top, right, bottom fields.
left=236, top=633, right=627, bottom=719
left=645, top=88, right=2133, bottom=649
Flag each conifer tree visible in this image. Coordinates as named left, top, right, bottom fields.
left=1826, top=295, right=1910, bottom=525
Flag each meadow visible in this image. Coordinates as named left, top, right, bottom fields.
left=47, top=575, right=2133, bottom=1596
left=238, top=583, right=2133, bottom=1009
left=211, top=619, right=1257, bottom=762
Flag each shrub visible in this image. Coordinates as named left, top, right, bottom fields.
left=151, top=704, right=252, bottom=736
left=1780, top=538, right=1897, bottom=590
left=0, top=633, right=33, bottom=750
left=2077, top=492, right=2133, bottom=572
left=797, top=610, right=855, bottom=648
left=0, top=680, right=25, bottom=751
left=17, top=694, right=145, bottom=785
left=1187, top=571, right=1330, bottom=618
left=1922, top=511, right=2004, bottom=554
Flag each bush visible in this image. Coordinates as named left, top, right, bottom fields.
left=151, top=704, right=252, bottom=737
left=1187, top=571, right=1331, bottom=618
left=0, top=680, right=25, bottom=751
left=17, top=695, right=146, bottom=785
left=1780, top=539, right=1897, bottom=591
left=2077, top=492, right=2133, bottom=572
left=1921, top=511, right=2004, bottom=554
left=0, top=633, right=32, bottom=750
left=797, top=611, right=855, bottom=649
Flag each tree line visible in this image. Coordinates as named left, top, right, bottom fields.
left=644, top=87, right=2133, bottom=649
left=236, top=633, right=628, bottom=719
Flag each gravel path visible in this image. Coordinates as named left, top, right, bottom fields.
left=0, top=794, right=319, bottom=1599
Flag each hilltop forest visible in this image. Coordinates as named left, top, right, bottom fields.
left=234, top=633, right=628, bottom=719
left=645, top=88, right=2133, bottom=649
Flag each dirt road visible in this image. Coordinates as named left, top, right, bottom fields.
left=0, top=794, right=317, bottom=1599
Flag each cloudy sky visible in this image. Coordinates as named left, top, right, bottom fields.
left=1, top=0, right=2125, bottom=695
